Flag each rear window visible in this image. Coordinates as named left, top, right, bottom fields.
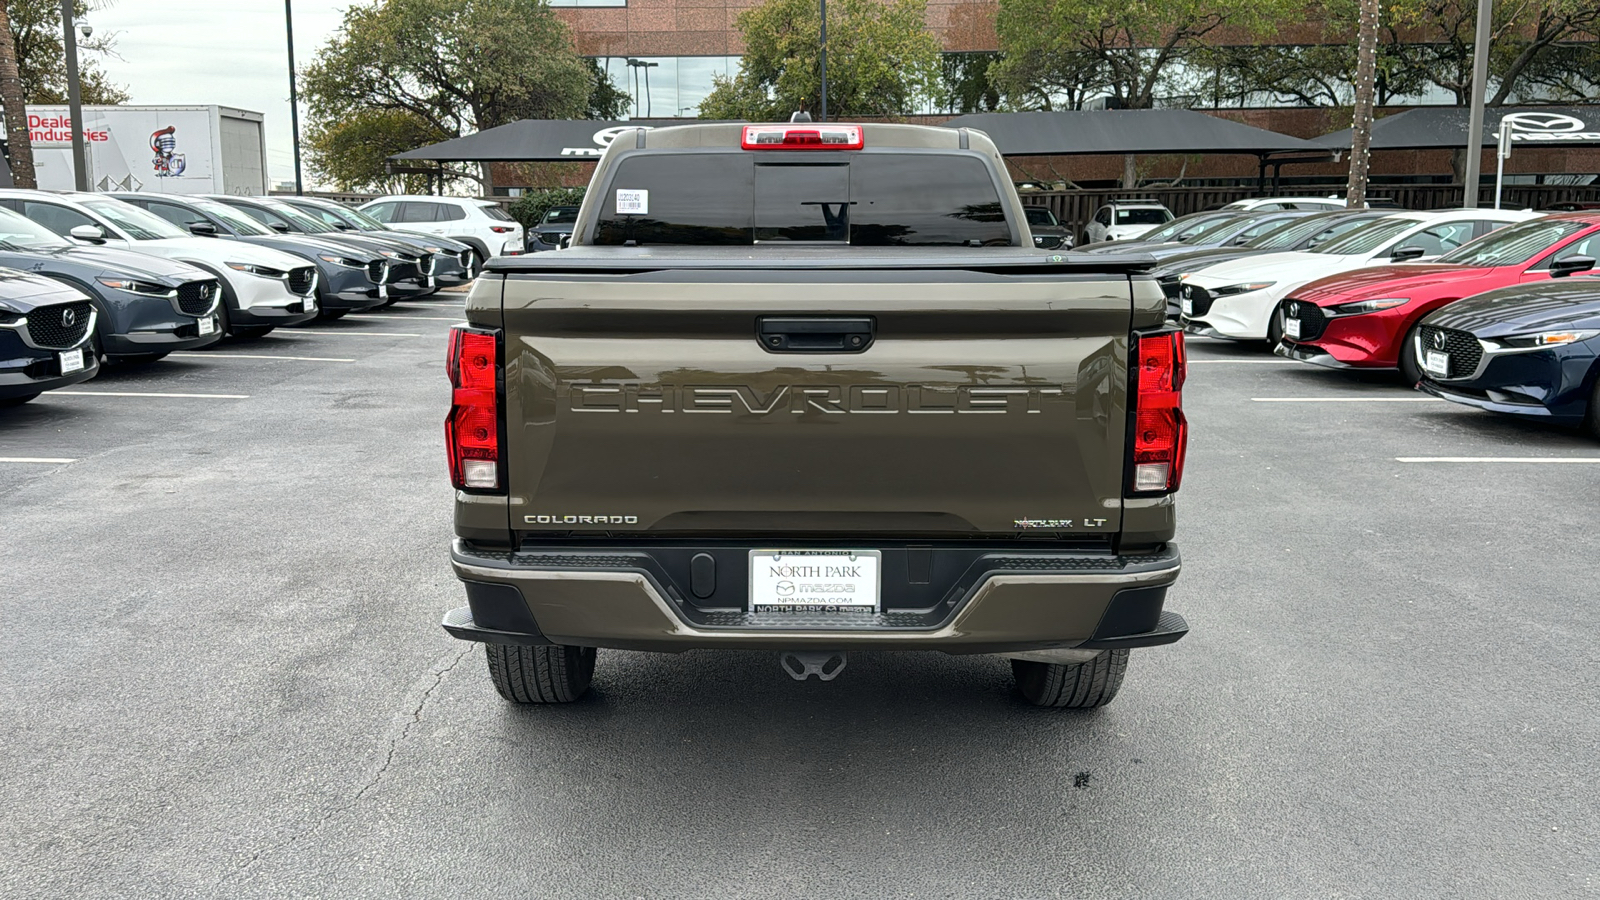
left=593, top=152, right=1012, bottom=247
left=1116, top=207, right=1170, bottom=225
left=479, top=204, right=514, bottom=222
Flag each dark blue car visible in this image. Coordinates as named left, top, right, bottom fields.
left=0, top=269, right=101, bottom=406
left=0, top=206, right=222, bottom=363
left=1416, top=270, right=1600, bottom=438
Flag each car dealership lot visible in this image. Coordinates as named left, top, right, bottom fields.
left=1, top=316, right=1595, bottom=898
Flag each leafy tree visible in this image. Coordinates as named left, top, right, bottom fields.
left=1384, top=0, right=1600, bottom=105
left=697, top=0, right=941, bottom=120
left=990, top=0, right=1296, bottom=110
left=8, top=0, right=126, bottom=104
left=303, top=0, right=614, bottom=191
left=938, top=51, right=1001, bottom=113
left=0, top=0, right=35, bottom=187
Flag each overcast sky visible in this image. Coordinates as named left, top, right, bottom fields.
left=88, top=0, right=365, bottom=187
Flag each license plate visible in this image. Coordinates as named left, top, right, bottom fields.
left=197, top=316, right=216, bottom=336
left=1284, top=317, right=1301, bottom=339
left=377, top=283, right=389, bottom=299
left=1424, top=350, right=1450, bottom=377
left=1180, top=297, right=1193, bottom=316
left=304, top=297, right=317, bottom=311
left=59, top=348, right=85, bottom=374
left=749, top=550, right=880, bottom=612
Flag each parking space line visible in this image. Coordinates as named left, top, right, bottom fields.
left=1397, top=457, right=1600, bottom=464
left=351, top=314, right=463, bottom=322
left=170, top=353, right=356, bottom=363
left=1188, top=360, right=1299, bottom=365
left=1252, top=397, right=1442, bottom=402
left=0, top=457, right=77, bottom=464
left=51, top=391, right=250, bottom=399
left=279, top=331, right=423, bottom=337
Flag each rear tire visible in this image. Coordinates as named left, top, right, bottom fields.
left=486, top=643, right=596, bottom=704
left=1012, top=650, right=1129, bottom=708
left=0, top=393, right=40, bottom=408
left=1398, top=323, right=1424, bottom=385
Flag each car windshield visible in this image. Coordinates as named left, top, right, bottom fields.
left=1310, top=217, right=1418, bottom=255
left=1116, top=207, right=1170, bottom=225
left=189, top=199, right=275, bottom=236
left=1023, top=207, right=1058, bottom=227
left=0, top=207, right=73, bottom=251
left=542, top=207, right=579, bottom=226
left=260, top=201, right=336, bottom=233
left=1244, top=216, right=1338, bottom=250
left=81, top=198, right=189, bottom=241
left=1196, top=216, right=1280, bottom=245
left=1174, top=216, right=1245, bottom=243
left=1436, top=219, right=1592, bottom=267
left=344, top=207, right=389, bottom=231
left=1137, top=213, right=1230, bottom=244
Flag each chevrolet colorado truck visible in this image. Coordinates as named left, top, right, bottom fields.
left=440, top=122, right=1189, bottom=709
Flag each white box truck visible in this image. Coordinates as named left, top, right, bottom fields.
left=26, top=104, right=268, bottom=195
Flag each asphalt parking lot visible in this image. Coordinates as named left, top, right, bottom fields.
left=2, top=299, right=1596, bottom=898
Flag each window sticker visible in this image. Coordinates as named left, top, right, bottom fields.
left=616, top=189, right=648, bottom=215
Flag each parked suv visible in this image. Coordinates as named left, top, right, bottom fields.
left=526, top=205, right=580, bottom=253
left=360, top=196, right=524, bottom=262
left=0, top=271, right=100, bottom=406
left=1023, top=206, right=1073, bottom=250
left=0, top=190, right=318, bottom=338
left=1083, top=199, right=1174, bottom=244
left=275, top=196, right=477, bottom=286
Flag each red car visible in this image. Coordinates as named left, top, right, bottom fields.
left=1275, top=213, right=1600, bottom=381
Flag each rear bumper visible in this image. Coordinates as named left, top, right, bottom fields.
left=444, top=540, right=1185, bottom=653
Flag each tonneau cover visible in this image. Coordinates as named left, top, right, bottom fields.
left=485, top=245, right=1158, bottom=274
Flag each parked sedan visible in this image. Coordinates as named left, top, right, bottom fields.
left=1022, top=206, right=1073, bottom=250
left=111, top=193, right=391, bottom=320
left=0, top=270, right=100, bottom=406
left=0, top=190, right=317, bottom=338
left=1180, top=209, right=1543, bottom=341
left=1077, top=210, right=1243, bottom=252
left=1117, top=210, right=1316, bottom=263
left=275, top=196, right=476, bottom=286
left=0, top=206, right=221, bottom=362
left=1275, top=213, right=1600, bottom=381
left=1415, top=277, right=1600, bottom=438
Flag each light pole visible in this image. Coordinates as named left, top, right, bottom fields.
left=818, top=0, right=827, bottom=121
left=1461, top=0, right=1493, bottom=207
left=59, top=0, right=87, bottom=191
left=285, top=0, right=303, bottom=195
left=626, top=59, right=658, bottom=118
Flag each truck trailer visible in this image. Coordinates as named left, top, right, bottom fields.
left=25, top=105, right=268, bottom=196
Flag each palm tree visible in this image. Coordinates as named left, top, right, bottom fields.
left=0, top=0, right=36, bottom=188
left=1346, top=0, right=1380, bottom=207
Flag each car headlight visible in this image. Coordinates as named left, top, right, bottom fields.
left=317, top=254, right=365, bottom=268
left=96, top=277, right=175, bottom=296
left=226, top=262, right=286, bottom=278
left=1328, top=297, right=1409, bottom=316
left=423, top=246, right=443, bottom=253
left=377, top=249, right=401, bottom=259
left=1212, top=281, right=1276, bottom=296
left=1497, top=329, right=1599, bottom=348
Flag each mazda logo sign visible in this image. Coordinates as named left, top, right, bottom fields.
left=1432, top=330, right=1446, bottom=350
left=1182, top=287, right=1192, bottom=299
left=1288, top=302, right=1300, bottom=315
left=61, top=308, right=76, bottom=328
left=1500, top=111, right=1599, bottom=143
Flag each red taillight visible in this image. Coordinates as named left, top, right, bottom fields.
left=491, top=225, right=514, bottom=233
left=1130, top=331, right=1188, bottom=494
left=741, top=124, right=864, bottom=151
left=446, top=325, right=501, bottom=491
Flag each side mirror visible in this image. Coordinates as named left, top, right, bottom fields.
left=188, top=221, right=218, bottom=236
left=1390, top=245, right=1427, bottom=262
left=68, top=224, right=106, bottom=243
left=269, top=221, right=291, bottom=233
left=1549, top=255, right=1596, bottom=278
left=558, top=234, right=572, bottom=249
left=333, top=222, right=354, bottom=231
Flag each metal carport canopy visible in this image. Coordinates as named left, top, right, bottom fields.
left=1315, top=105, right=1600, bottom=150
left=389, top=118, right=739, bottom=163
left=940, top=109, right=1332, bottom=157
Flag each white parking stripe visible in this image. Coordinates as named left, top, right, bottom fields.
left=51, top=391, right=250, bottom=399
left=278, top=330, right=423, bottom=337
left=1188, top=360, right=1299, bottom=365
left=1397, top=457, right=1600, bottom=464
left=170, top=353, right=356, bottom=363
left=1252, top=397, right=1442, bottom=402
left=351, top=314, right=463, bottom=322
left=0, top=457, right=77, bottom=464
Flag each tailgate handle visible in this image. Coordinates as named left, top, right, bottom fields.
left=758, top=316, right=874, bottom=353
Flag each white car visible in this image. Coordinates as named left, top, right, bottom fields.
left=1221, top=196, right=1349, bottom=212
left=0, top=190, right=319, bottom=337
left=1178, top=209, right=1543, bottom=341
left=1083, top=200, right=1174, bottom=243
left=359, top=196, right=524, bottom=260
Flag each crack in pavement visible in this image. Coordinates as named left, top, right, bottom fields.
left=219, top=643, right=474, bottom=886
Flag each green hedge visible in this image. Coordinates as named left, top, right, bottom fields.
left=508, top=187, right=587, bottom=230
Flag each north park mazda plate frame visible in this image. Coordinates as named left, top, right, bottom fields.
left=748, top=549, right=882, bottom=613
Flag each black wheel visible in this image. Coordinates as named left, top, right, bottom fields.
left=230, top=325, right=274, bottom=340
left=1266, top=311, right=1284, bottom=347
left=486, top=643, right=596, bottom=703
left=1398, top=323, right=1424, bottom=385
left=1012, top=650, right=1129, bottom=709
left=319, top=309, right=349, bottom=320
left=0, top=393, right=40, bottom=408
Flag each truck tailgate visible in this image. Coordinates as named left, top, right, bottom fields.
left=493, top=260, right=1137, bottom=539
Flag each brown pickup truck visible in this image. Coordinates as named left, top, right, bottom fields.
left=441, top=121, right=1189, bottom=709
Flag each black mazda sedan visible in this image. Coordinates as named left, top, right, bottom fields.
left=1415, top=269, right=1600, bottom=438
left=0, top=270, right=100, bottom=406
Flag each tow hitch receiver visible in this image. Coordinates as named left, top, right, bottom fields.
left=780, top=651, right=847, bottom=681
